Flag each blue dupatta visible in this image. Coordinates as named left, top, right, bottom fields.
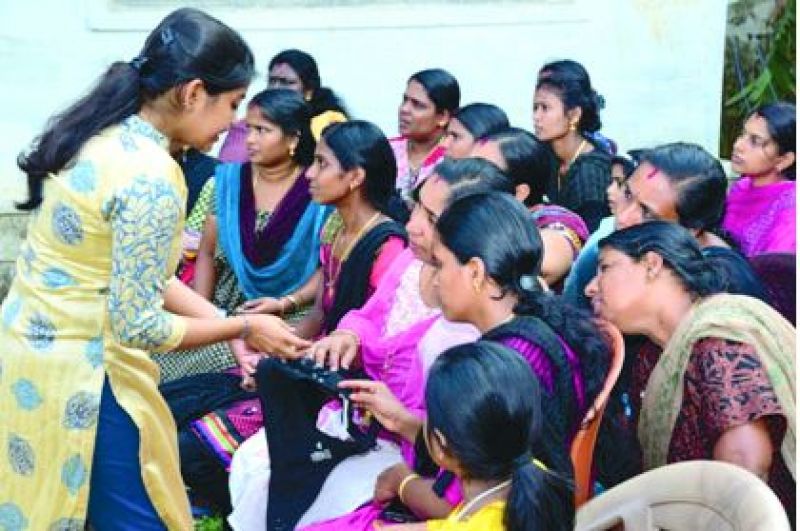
left=215, top=163, right=331, bottom=300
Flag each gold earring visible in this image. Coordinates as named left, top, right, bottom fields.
left=569, top=122, right=578, bottom=132
left=289, top=145, right=296, bottom=157
left=472, top=280, right=481, bottom=294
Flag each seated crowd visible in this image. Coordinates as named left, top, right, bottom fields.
left=161, top=46, right=796, bottom=530
left=3, top=11, right=794, bottom=528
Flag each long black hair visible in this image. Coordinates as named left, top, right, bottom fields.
left=432, top=157, right=514, bottom=204
left=435, top=192, right=609, bottom=414
left=453, top=103, right=509, bottom=140
left=426, top=341, right=574, bottom=531
left=268, top=49, right=349, bottom=118
left=639, top=142, right=728, bottom=236
left=482, top=127, right=553, bottom=206
left=409, top=68, right=461, bottom=115
left=17, top=8, right=254, bottom=211
left=599, top=221, right=728, bottom=299
left=536, top=59, right=603, bottom=134
left=755, top=101, right=796, bottom=180
left=249, top=88, right=315, bottom=167
left=321, top=120, right=407, bottom=221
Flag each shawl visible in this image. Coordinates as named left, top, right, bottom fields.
left=215, top=162, right=331, bottom=300
left=723, top=176, right=796, bottom=257
left=639, top=293, right=796, bottom=478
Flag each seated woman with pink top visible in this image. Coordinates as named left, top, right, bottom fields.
left=227, top=158, right=514, bottom=530
left=723, top=102, right=795, bottom=257
left=392, top=68, right=460, bottom=201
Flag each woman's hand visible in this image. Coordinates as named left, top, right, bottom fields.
left=339, top=379, right=421, bottom=442
left=374, top=462, right=414, bottom=504
left=236, top=297, right=284, bottom=315
left=306, top=331, right=360, bottom=371
left=230, top=339, right=260, bottom=391
left=244, top=314, right=311, bottom=359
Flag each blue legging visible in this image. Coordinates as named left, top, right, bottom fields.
left=87, top=378, right=169, bottom=530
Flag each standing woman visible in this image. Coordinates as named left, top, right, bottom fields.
left=392, top=68, right=460, bottom=201
left=3, top=8, right=308, bottom=529
left=723, top=101, right=796, bottom=257
left=534, top=59, right=612, bottom=232
left=219, top=48, right=349, bottom=162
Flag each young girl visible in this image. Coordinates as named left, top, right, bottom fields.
left=533, top=59, right=612, bottom=232
left=430, top=192, right=609, bottom=477
left=4, top=7, right=309, bottom=529
left=419, top=340, right=574, bottom=530
left=156, top=88, right=329, bottom=383
left=723, top=101, right=796, bottom=257
left=441, top=103, right=509, bottom=159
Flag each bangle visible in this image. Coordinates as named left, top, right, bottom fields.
left=285, top=294, right=300, bottom=312
left=278, top=297, right=287, bottom=317
left=239, top=315, right=251, bottom=340
left=398, top=473, right=420, bottom=505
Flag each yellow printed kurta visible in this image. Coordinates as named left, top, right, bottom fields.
left=0, top=116, right=191, bottom=530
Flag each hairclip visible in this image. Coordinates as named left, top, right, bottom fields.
left=129, top=56, right=149, bottom=71
left=519, top=274, right=536, bottom=291
left=645, top=166, right=660, bottom=180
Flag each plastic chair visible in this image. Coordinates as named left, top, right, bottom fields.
left=575, top=460, right=791, bottom=531
left=570, top=320, right=625, bottom=507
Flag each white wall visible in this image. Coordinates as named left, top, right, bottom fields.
left=0, top=0, right=728, bottom=212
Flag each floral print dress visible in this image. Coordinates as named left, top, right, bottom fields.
left=0, top=116, right=192, bottom=530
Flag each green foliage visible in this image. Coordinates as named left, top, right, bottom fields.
left=720, top=0, right=795, bottom=158
left=194, top=515, right=224, bottom=531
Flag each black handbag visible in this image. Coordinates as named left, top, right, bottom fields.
left=256, top=357, right=380, bottom=531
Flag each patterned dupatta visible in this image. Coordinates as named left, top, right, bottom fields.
left=639, top=293, right=796, bottom=478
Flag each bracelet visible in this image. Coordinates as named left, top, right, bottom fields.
left=239, top=315, right=251, bottom=340
left=278, top=297, right=287, bottom=317
left=398, top=473, right=420, bottom=505
left=285, top=294, right=300, bottom=312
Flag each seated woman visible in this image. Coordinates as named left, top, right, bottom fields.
left=228, top=157, right=512, bottom=530
left=441, top=102, right=509, bottom=159
left=562, top=149, right=641, bottom=309
left=392, top=68, right=460, bottom=201
left=471, top=127, right=588, bottom=288
left=533, top=59, right=612, bottom=232
left=419, top=341, right=574, bottom=531
left=723, top=101, right=795, bottom=257
left=429, top=192, right=609, bottom=477
left=585, top=221, right=795, bottom=522
left=154, top=88, right=329, bottom=382
left=219, top=48, right=349, bottom=161
left=166, top=120, right=407, bottom=517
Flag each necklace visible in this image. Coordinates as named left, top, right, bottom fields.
left=453, top=478, right=511, bottom=522
left=558, top=138, right=588, bottom=191
left=324, top=212, right=382, bottom=299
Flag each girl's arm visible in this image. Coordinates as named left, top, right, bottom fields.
left=193, top=213, right=218, bottom=299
